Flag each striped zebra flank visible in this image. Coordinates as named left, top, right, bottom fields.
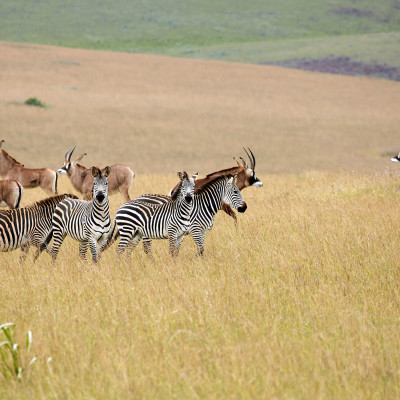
left=0, top=193, right=77, bottom=261
left=43, top=166, right=113, bottom=263
left=136, top=174, right=247, bottom=256
left=114, top=172, right=197, bottom=257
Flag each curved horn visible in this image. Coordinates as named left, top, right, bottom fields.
left=65, top=145, right=77, bottom=162
left=243, top=147, right=255, bottom=170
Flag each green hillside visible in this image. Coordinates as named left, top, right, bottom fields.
left=1, top=0, right=400, bottom=79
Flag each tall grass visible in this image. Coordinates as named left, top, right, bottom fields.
left=1, top=171, right=399, bottom=399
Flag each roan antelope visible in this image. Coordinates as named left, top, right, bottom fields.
left=0, top=140, right=58, bottom=194
left=0, top=180, right=23, bottom=209
left=58, top=145, right=135, bottom=201
left=169, top=147, right=262, bottom=222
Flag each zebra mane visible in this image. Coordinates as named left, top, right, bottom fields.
left=195, top=174, right=232, bottom=194
left=27, top=193, right=78, bottom=209
left=171, top=180, right=184, bottom=201
left=0, top=149, right=25, bottom=167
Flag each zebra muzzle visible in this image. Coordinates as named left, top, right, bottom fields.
left=96, top=193, right=105, bottom=202
left=237, top=203, right=247, bottom=213
left=185, top=195, right=193, bottom=203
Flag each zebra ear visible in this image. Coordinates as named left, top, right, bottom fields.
left=192, top=172, right=199, bottom=181
left=233, top=174, right=238, bottom=185
left=104, top=166, right=111, bottom=177
left=177, top=171, right=188, bottom=181
left=227, top=176, right=234, bottom=184
left=91, top=166, right=100, bottom=177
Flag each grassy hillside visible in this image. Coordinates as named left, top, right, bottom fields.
left=1, top=1, right=399, bottom=79
left=1, top=42, right=400, bottom=176
left=1, top=171, right=400, bottom=399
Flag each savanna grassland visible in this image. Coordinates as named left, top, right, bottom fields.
left=0, top=37, right=400, bottom=399
left=1, top=171, right=400, bottom=399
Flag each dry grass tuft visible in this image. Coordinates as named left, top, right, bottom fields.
left=1, top=172, right=400, bottom=399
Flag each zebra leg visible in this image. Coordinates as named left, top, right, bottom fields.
left=79, top=241, right=89, bottom=260
left=88, top=238, right=100, bottom=263
left=168, top=229, right=178, bottom=257
left=175, top=233, right=186, bottom=256
left=49, top=230, right=67, bottom=261
left=117, top=229, right=134, bottom=254
left=142, top=238, right=153, bottom=256
left=190, top=229, right=206, bottom=257
left=20, top=244, right=30, bottom=262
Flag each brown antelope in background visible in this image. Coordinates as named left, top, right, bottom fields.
left=58, top=145, right=135, bottom=201
left=169, top=147, right=262, bottom=222
left=0, top=140, right=58, bottom=194
left=0, top=180, right=23, bottom=209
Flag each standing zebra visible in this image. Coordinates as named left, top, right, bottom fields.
left=114, top=172, right=197, bottom=256
left=136, top=174, right=247, bottom=256
left=0, top=193, right=77, bottom=261
left=41, top=166, right=113, bottom=262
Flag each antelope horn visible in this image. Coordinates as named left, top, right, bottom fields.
left=65, top=145, right=77, bottom=162
left=243, top=147, right=255, bottom=170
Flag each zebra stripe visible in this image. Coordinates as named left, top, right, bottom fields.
left=114, top=172, right=196, bottom=256
left=136, top=174, right=247, bottom=256
left=45, top=166, right=112, bottom=262
left=0, top=193, right=77, bottom=260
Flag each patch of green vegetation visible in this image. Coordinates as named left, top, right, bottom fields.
left=24, top=97, right=47, bottom=108
left=0, top=0, right=399, bottom=77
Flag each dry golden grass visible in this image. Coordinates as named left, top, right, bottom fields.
left=1, top=171, right=400, bottom=399
left=0, top=41, right=400, bottom=175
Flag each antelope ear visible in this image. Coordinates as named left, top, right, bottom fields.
left=192, top=172, right=199, bottom=181
left=91, top=166, right=99, bottom=177
left=104, top=166, right=111, bottom=177
left=234, top=157, right=245, bottom=170
left=0, top=139, right=4, bottom=148
left=74, top=153, right=87, bottom=165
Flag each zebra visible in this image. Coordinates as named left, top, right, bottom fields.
left=113, top=171, right=197, bottom=257
left=135, top=174, right=247, bottom=256
left=41, top=166, right=113, bottom=263
left=0, top=193, right=77, bottom=261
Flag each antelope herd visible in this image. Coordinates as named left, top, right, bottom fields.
left=0, top=141, right=262, bottom=261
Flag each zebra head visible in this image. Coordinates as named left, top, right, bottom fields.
left=175, top=171, right=198, bottom=203
left=58, top=145, right=87, bottom=174
left=223, top=174, right=247, bottom=213
left=91, top=166, right=111, bottom=203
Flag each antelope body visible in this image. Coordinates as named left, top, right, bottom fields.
left=59, top=146, right=134, bottom=201
left=0, top=140, right=58, bottom=194
left=0, top=179, right=23, bottom=209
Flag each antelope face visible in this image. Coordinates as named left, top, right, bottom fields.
left=225, top=175, right=247, bottom=213
left=391, top=153, right=400, bottom=163
left=247, top=169, right=263, bottom=188
left=58, top=161, right=70, bottom=175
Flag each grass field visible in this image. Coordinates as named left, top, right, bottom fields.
left=0, top=30, right=400, bottom=398
left=0, top=1, right=399, bottom=79
left=1, top=171, right=400, bottom=399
